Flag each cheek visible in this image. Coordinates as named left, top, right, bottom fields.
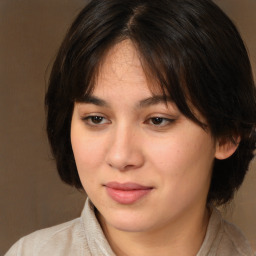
left=146, top=130, right=215, bottom=177
left=72, top=137, right=101, bottom=168
left=71, top=134, right=106, bottom=195
left=70, top=124, right=107, bottom=180
left=147, top=134, right=214, bottom=211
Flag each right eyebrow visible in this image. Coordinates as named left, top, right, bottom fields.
left=138, top=95, right=173, bottom=108
left=76, top=96, right=110, bottom=107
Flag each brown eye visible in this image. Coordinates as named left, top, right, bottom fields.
left=82, top=115, right=110, bottom=126
left=151, top=117, right=165, bottom=125
left=146, top=117, right=175, bottom=127
left=90, top=116, right=104, bottom=124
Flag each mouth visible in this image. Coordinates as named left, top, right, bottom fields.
left=104, top=182, right=153, bottom=205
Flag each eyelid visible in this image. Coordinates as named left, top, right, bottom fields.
left=145, top=112, right=178, bottom=120
left=144, top=115, right=177, bottom=127
left=81, top=114, right=111, bottom=126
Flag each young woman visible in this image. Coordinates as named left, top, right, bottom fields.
left=6, top=0, right=256, bottom=255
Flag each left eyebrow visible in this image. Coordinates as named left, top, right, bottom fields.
left=138, top=95, right=174, bottom=108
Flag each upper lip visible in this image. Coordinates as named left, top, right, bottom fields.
left=105, top=182, right=153, bottom=191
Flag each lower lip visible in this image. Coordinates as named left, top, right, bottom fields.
left=105, top=187, right=152, bottom=204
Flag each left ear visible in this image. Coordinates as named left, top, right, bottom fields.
left=215, top=136, right=241, bottom=160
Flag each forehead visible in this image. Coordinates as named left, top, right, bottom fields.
left=99, top=40, right=145, bottom=82
left=95, top=40, right=162, bottom=95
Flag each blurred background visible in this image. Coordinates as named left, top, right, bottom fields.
left=1, top=0, right=255, bottom=254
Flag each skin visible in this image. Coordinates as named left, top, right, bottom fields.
left=71, top=40, right=236, bottom=256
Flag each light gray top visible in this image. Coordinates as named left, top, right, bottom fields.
left=5, top=198, right=254, bottom=256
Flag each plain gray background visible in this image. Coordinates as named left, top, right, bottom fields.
left=1, top=0, right=256, bottom=255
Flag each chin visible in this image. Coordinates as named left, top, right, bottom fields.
left=103, top=209, right=154, bottom=233
left=111, top=220, right=150, bottom=233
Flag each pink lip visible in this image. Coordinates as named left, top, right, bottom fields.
left=105, top=182, right=153, bottom=204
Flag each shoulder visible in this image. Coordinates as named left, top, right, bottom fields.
left=5, top=217, right=88, bottom=256
left=219, top=218, right=254, bottom=256
left=198, top=208, right=255, bottom=256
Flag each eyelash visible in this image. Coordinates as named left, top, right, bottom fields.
left=82, top=115, right=110, bottom=126
left=82, top=115, right=175, bottom=128
left=145, top=117, right=175, bottom=127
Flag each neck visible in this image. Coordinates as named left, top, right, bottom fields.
left=98, top=206, right=210, bottom=256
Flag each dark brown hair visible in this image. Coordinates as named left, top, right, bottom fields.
left=45, top=0, right=256, bottom=205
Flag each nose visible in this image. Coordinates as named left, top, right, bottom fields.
left=105, top=124, right=144, bottom=171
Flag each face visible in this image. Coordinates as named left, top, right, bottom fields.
left=71, top=40, right=217, bottom=233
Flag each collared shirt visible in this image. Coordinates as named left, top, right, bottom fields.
left=5, top=198, right=254, bottom=256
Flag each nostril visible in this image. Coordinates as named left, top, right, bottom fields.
left=107, top=162, right=135, bottom=171
left=105, top=132, right=144, bottom=170
left=106, top=153, right=144, bottom=171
